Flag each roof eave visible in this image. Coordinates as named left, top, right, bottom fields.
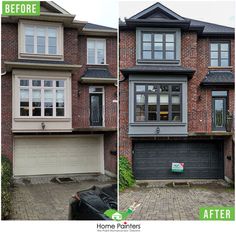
left=4, top=61, right=82, bottom=72
left=201, top=82, right=235, bottom=87
left=81, top=29, right=117, bottom=36
left=120, top=69, right=195, bottom=79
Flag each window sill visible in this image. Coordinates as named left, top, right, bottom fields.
left=86, top=64, right=109, bottom=66
left=137, top=59, right=179, bottom=65
left=19, top=53, right=63, bottom=61
left=208, top=66, right=233, bottom=70
left=14, top=117, right=71, bottom=122
left=130, top=122, right=186, bottom=126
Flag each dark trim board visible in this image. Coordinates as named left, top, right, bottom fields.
left=132, top=140, right=224, bottom=180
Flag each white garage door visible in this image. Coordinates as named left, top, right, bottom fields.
left=14, top=135, right=104, bottom=176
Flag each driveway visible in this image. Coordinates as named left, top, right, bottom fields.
left=119, top=180, right=235, bottom=220
left=10, top=175, right=115, bottom=220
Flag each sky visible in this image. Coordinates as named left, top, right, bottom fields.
left=54, top=0, right=234, bottom=28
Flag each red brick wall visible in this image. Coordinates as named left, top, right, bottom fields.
left=119, top=31, right=136, bottom=161
left=1, top=23, right=18, bottom=160
left=119, top=30, right=235, bottom=166
left=224, top=137, right=234, bottom=180
left=1, top=23, right=117, bottom=163
left=72, top=35, right=117, bottom=129
left=104, top=132, right=117, bottom=174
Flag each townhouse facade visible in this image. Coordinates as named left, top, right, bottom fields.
left=1, top=1, right=117, bottom=177
left=119, top=3, right=235, bottom=181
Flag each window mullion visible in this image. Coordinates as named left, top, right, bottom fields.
left=168, top=85, right=172, bottom=122
left=151, top=34, right=154, bottom=60
left=218, top=43, right=221, bottom=66
left=46, top=27, right=48, bottom=55
left=95, top=41, right=97, bottom=64
left=41, top=83, right=44, bottom=117
left=29, top=81, right=32, bottom=117
left=157, top=85, right=160, bottom=122
left=53, top=83, right=56, bottom=117
left=34, top=26, right=37, bottom=54
left=163, top=33, right=166, bottom=60
left=145, top=85, right=148, bottom=121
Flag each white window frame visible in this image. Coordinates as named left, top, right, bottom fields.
left=18, top=20, right=64, bottom=61
left=89, top=86, right=105, bottom=127
left=87, top=38, right=106, bottom=65
left=12, top=69, right=72, bottom=120
left=18, top=78, right=66, bottom=118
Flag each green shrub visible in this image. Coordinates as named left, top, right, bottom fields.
left=1, top=155, right=12, bottom=220
left=119, top=156, right=135, bottom=191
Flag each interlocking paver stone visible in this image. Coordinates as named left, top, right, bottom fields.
left=119, top=180, right=234, bottom=220
left=10, top=177, right=114, bottom=220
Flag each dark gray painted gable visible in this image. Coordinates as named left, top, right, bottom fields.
left=130, top=2, right=185, bottom=21
left=119, top=3, right=234, bottom=36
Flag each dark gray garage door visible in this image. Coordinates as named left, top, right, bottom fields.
left=133, top=141, right=224, bottom=180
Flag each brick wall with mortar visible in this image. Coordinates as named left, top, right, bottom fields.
left=73, top=35, right=117, bottom=128
left=119, top=31, right=136, bottom=162
left=1, top=23, right=117, bottom=170
left=1, top=23, right=18, bottom=160
left=119, top=29, right=235, bottom=176
left=104, top=132, right=117, bottom=174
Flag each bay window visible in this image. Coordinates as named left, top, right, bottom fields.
left=19, top=79, right=65, bottom=118
left=134, top=83, right=182, bottom=122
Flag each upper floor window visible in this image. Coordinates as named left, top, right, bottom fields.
left=87, top=38, right=106, bottom=64
left=210, top=42, right=230, bottom=67
left=141, top=32, right=176, bottom=61
left=135, top=84, right=182, bottom=122
left=19, top=79, right=65, bottom=118
left=19, top=20, right=63, bottom=60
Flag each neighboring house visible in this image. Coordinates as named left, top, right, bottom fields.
left=119, top=2, right=234, bottom=181
left=1, top=1, right=117, bottom=177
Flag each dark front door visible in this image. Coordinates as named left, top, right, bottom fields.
left=133, top=141, right=224, bottom=180
left=212, top=97, right=227, bottom=131
left=90, top=94, right=103, bottom=126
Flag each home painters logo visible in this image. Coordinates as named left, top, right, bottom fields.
left=199, top=207, right=235, bottom=221
left=2, top=1, right=40, bottom=16
left=104, top=202, right=141, bottom=221
left=97, top=222, right=141, bottom=232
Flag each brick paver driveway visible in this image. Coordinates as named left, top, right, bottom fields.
left=11, top=176, right=115, bottom=220
left=119, top=180, right=234, bottom=220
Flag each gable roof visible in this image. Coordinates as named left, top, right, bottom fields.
left=187, top=18, right=234, bottom=35
left=84, top=23, right=116, bottom=32
left=41, top=1, right=71, bottom=14
left=120, top=2, right=234, bottom=36
left=130, top=2, right=184, bottom=21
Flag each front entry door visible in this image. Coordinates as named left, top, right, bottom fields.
left=212, top=97, right=227, bottom=131
left=90, top=94, right=103, bottom=126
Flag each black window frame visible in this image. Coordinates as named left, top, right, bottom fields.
left=211, top=90, right=228, bottom=131
left=141, top=32, right=177, bottom=62
left=209, top=41, right=230, bottom=67
left=134, top=83, right=182, bottom=123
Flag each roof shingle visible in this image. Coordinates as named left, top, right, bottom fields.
left=201, top=71, right=234, bottom=86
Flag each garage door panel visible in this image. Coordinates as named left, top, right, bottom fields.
left=133, top=141, right=224, bottom=179
left=14, top=136, right=103, bottom=176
